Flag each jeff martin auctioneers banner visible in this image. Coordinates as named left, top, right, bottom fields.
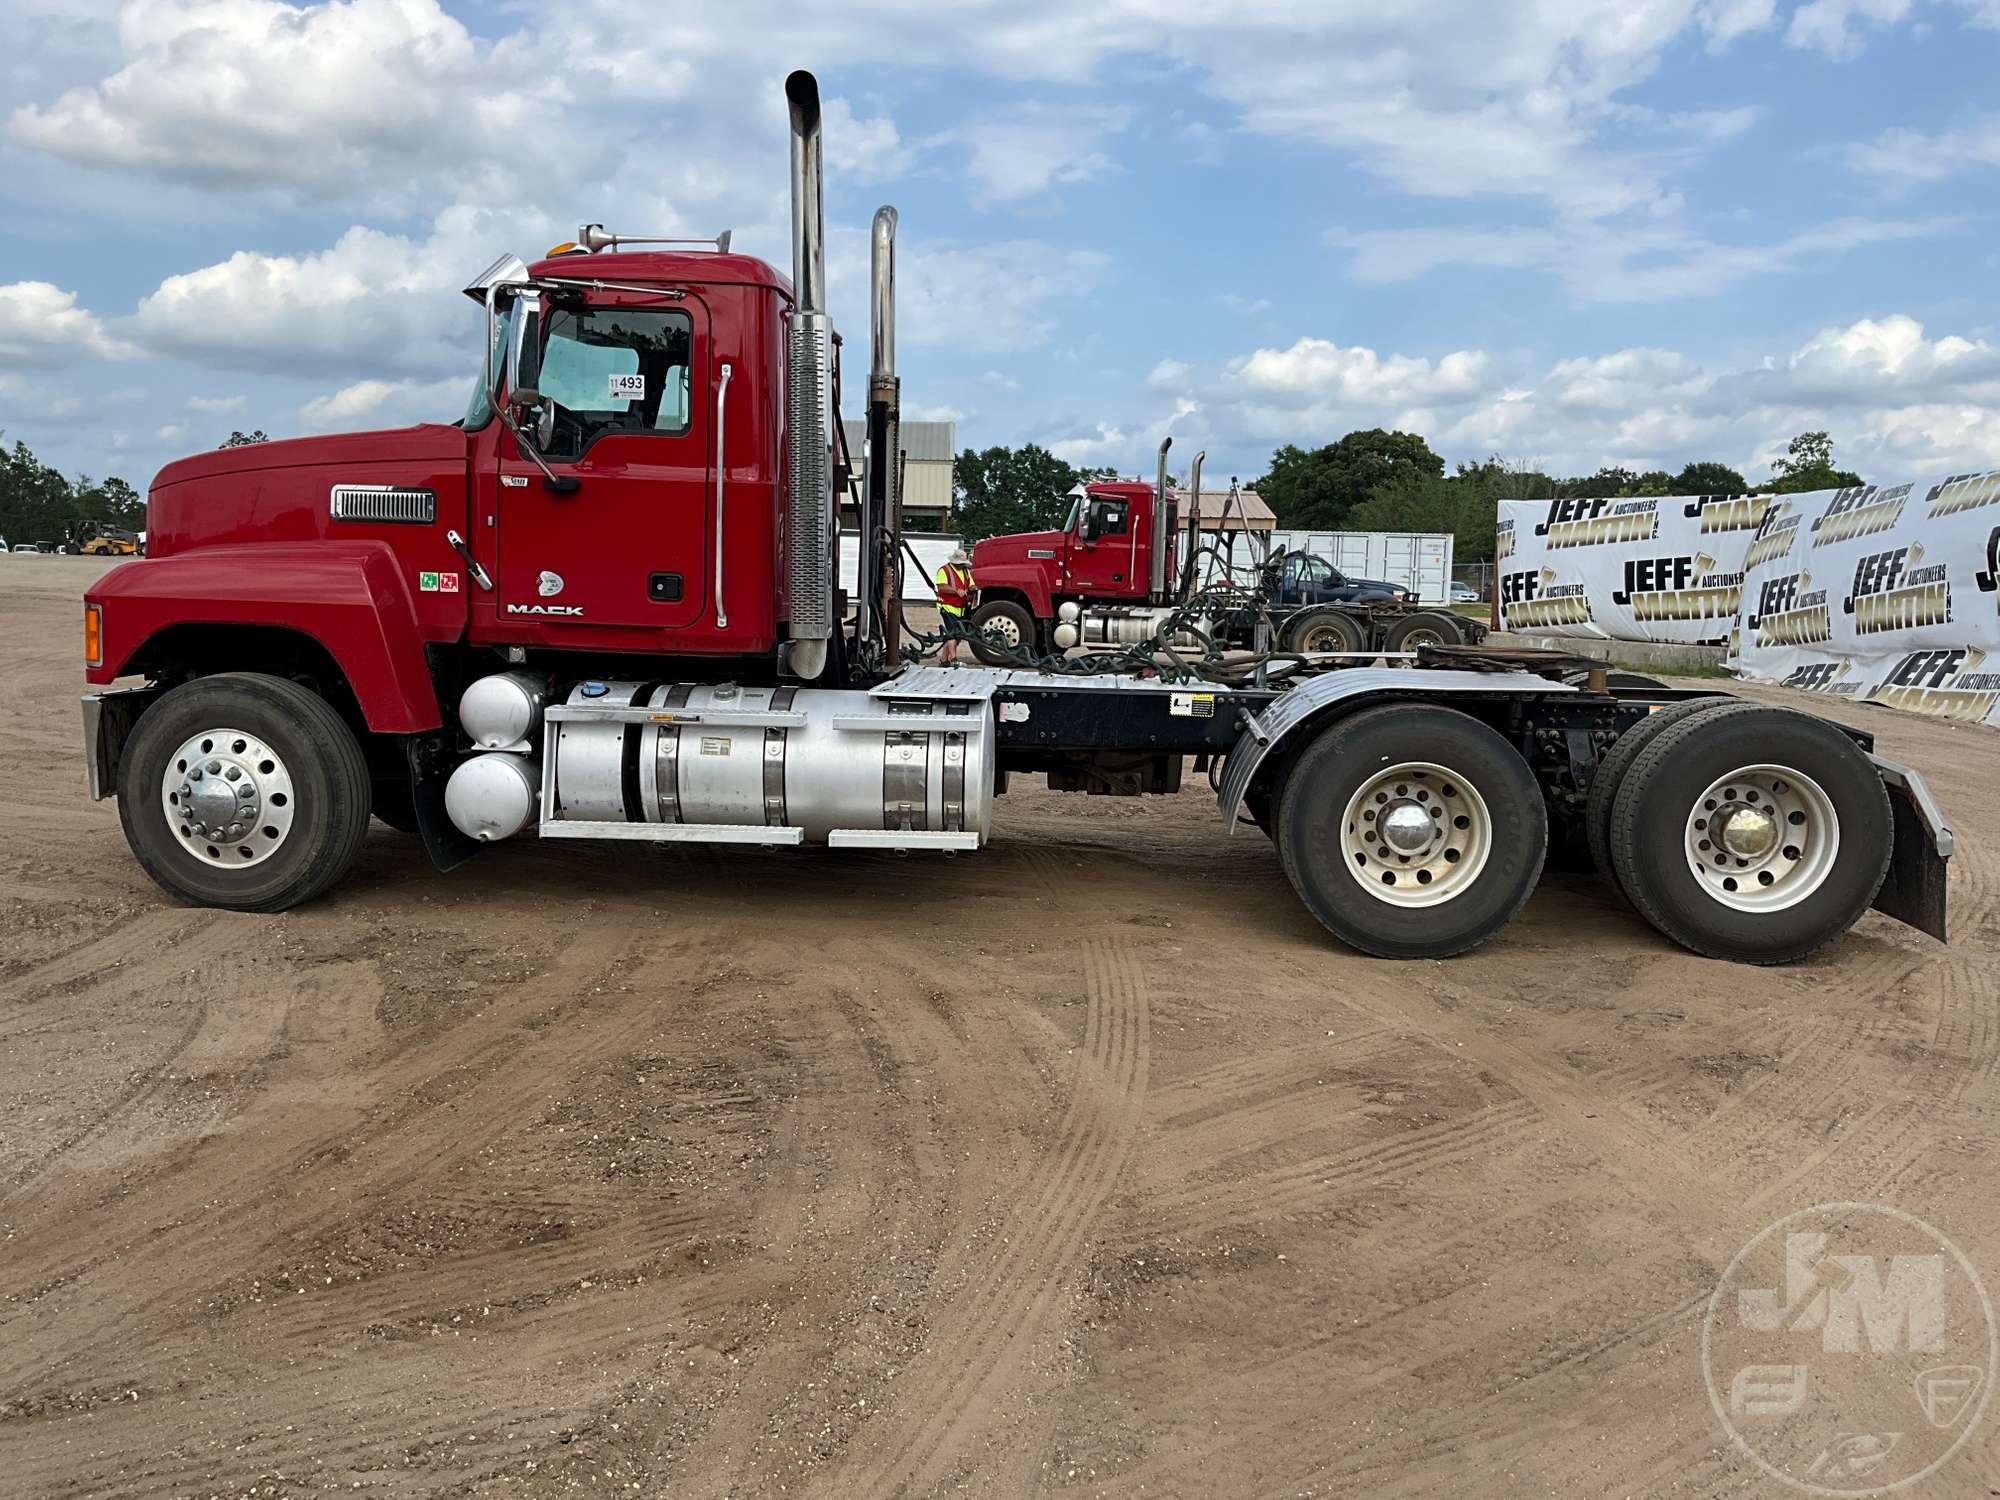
left=1494, top=470, right=2000, bottom=728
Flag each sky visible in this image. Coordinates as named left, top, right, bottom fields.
left=3, top=0, right=1999, bottom=496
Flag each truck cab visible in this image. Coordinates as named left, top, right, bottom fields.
left=968, top=481, right=1168, bottom=637
left=1265, top=551, right=1411, bottom=608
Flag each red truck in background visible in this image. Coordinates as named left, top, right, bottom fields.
left=966, top=459, right=1479, bottom=661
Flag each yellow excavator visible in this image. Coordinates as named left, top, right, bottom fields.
left=65, top=521, right=142, bottom=556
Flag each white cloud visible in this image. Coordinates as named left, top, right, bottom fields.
left=1224, top=338, right=1492, bottom=416
left=933, top=103, right=1131, bottom=206
left=1163, top=315, right=2000, bottom=481
left=1696, top=0, right=1779, bottom=48
left=1048, top=422, right=1133, bottom=467
left=0, top=280, right=136, bottom=364
left=128, top=205, right=542, bottom=376
left=299, top=375, right=465, bottom=430
left=829, top=231, right=1107, bottom=355
left=7, top=0, right=577, bottom=208
left=822, top=96, right=915, bottom=184
left=1786, top=0, right=1916, bottom=56
left=1848, top=115, right=2000, bottom=184
left=186, top=393, right=245, bottom=414
left=1326, top=214, right=1946, bottom=301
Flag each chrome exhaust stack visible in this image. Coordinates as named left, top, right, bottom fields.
left=785, top=70, right=835, bottom=680
left=862, top=205, right=902, bottom=662
left=1180, top=449, right=1205, bottom=599
left=1149, top=436, right=1173, bottom=602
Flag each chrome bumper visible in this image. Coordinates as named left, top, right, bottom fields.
left=81, top=687, right=161, bottom=800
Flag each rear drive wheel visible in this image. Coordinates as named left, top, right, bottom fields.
left=1284, top=609, right=1366, bottom=656
left=966, top=599, right=1035, bottom=664
left=1607, top=703, right=1890, bottom=963
left=118, top=672, right=373, bottom=912
left=1584, top=697, right=1731, bottom=887
left=1275, top=703, right=1547, bottom=958
left=1383, top=610, right=1466, bottom=652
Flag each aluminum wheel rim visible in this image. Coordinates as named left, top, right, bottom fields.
left=1399, top=626, right=1447, bottom=648
left=979, top=614, right=1023, bottom=647
left=1341, top=760, right=1493, bottom=907
left=1682, top=763, right=1838, bottom=912
left=160, top=727, right=296, bottom=868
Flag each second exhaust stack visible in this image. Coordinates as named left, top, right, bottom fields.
left=785, top=70, right=834, bottom=679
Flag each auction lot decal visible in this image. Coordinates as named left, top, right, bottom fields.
left=1495, top=468, right=2000, bottom=729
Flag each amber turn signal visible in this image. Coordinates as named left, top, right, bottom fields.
left=83, top=603, right=102, bottom=668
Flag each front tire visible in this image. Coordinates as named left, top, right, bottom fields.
left=966, top=599, right=1036, bottom=664
left=118, top=672, right=373, bottom=912
left=1275, top=704, right=1547, bottom=958
left=1607, top=703, right=1890, bottom=963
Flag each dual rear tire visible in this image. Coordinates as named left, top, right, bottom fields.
left=1595, top=702, right=1890, bottom=964
left=1270, top=699, right=1891, bottom=963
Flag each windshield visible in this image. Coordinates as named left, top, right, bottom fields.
left=461, top=298, right=517, bottom=429
left=1062, top=497, right=1081, bottom=534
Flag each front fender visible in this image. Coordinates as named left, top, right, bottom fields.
left=1215, top=668, right=1578, bottom=829
left=85, top=543, right=446, bottom=732
left=970, top=565, right=1055, bottom=619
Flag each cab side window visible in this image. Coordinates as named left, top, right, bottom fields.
left=535, top=306, right=694, bottom=460
left=1087, top=498, right=1129, bottom=537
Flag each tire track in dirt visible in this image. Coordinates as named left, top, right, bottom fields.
left=0, top=907, right=224, bottom=1017
left=824, top=936, right=1150, bottom=1498
left=18, top=1264, right=785, bottom=1499
left=1118, top=1097, right=1540, bottom=1249
left=0, top=912, right=731, bottom=1398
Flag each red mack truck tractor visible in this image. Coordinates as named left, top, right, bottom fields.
left=966, top=471, right=1481, bottom=663
left=80, top=71, right=1951, bottom=964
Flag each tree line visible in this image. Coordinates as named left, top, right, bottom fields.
left=950, top=430, right=1865, bottom=564
left=0, top=429, right=269, bottom=548
left=0, top=436, right=144, bottom=549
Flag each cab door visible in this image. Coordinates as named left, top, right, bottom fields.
left=498, top=293, right=710, bottom=632
left=1066, top=494, right=1136, bottom=595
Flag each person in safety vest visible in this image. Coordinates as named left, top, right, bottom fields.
left=934, top=548, right=974, bottom=663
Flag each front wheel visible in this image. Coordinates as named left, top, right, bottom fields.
left=966, top=599, right=1036, bottom=664
left=1275, top=703, right=1547, bottom=958
left=117, top=672, right=374, bottom=912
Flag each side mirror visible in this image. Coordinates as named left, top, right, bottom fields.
left=507, top=389, right=556, bottom=449
left=1081, top=510, right=1102, bottom=543
left=504, top=289, right=544, bottom=404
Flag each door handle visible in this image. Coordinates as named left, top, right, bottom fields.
left=445, top=529, right=492, bottom=591
left=714, top=361, right=732, bottom=630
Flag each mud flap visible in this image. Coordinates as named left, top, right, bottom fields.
left=1870, top=755, right=1951, bottom=943
left=406, top=732, right=481, bottom=873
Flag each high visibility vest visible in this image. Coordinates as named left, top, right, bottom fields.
left=935, top=562, right=972, bottom=615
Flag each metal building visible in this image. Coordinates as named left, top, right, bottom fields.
left=842, top=419, right=956, bottom=530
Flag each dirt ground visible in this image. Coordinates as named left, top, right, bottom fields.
left=4, top=555, right=1998, bottom=1497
